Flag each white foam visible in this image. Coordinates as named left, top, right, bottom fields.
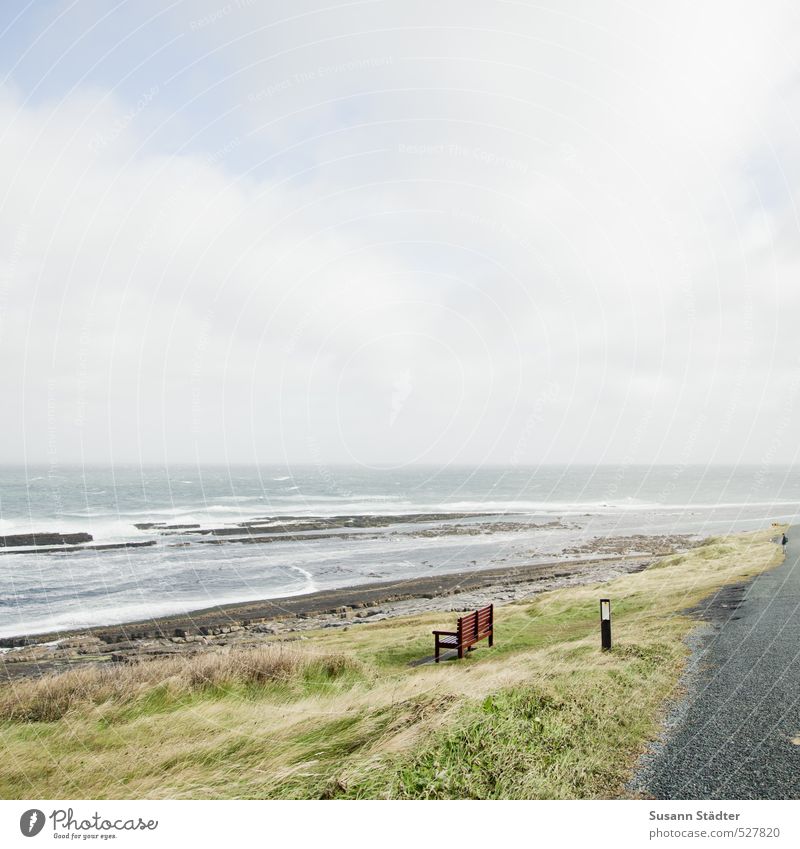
left=0, top=580, right=319, bottom=639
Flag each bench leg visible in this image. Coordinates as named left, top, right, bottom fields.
left=435, top=641, right=440, bottom=663
left=458, top=644, right=463, bottom=659
left=489, top=633, right=494, bottom=647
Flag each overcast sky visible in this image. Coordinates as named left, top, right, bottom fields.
left=1, top=0, right=799, bottom=467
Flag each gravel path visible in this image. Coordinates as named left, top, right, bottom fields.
left=633, top=531, right=800, bottom=799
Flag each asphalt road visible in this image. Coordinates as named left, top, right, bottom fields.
left=635, top=531, right=800, bottom=799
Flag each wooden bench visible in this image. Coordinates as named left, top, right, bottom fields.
left=432, top=604, right=494, bottom=662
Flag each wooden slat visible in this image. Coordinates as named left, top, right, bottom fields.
left=435, top=603, right=493, bottom=662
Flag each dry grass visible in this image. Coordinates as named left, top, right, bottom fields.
left=0, top=645, right=364, bottom=722
left=0, top=526, right=786, bottom=799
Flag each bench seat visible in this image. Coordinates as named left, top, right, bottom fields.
left=432, top=604, right=494, bottom=662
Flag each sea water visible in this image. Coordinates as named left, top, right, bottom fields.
left=1, top=464, right=798, bottom=637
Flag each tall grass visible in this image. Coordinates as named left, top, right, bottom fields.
left=0, top=645, right=364, bottom=722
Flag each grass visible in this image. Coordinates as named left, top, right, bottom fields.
left=0, top=526, right=785, bottom=799
left=0, top=644, right=367, bottom=723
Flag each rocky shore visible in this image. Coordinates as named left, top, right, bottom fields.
left=0, top=512, right=571, bottom=553
left=0, top=549, right=675, bottom=681
left=0, top=531, right=92, bottom=547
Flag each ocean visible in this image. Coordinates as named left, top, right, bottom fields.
left=1, top=464, right=797, bottom=638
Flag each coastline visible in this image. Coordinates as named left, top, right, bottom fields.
left=0, top=527, right=785, bottom=799
left=0, top=551, right=654, bottom=679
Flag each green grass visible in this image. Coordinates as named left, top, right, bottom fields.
left=0, top=526, right=785, bottom=799
left=353, top=642, right=680, bottom=799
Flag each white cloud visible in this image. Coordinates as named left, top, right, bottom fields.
left=2, top=0, right=800, bottom=465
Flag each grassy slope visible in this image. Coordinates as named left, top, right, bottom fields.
left=0, top=527, right=785, bottom=800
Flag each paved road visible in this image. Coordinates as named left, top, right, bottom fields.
left=635, top=531, right=800, bottom=799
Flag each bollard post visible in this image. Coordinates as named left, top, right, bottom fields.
left=600, top=599, right=612, bottom=650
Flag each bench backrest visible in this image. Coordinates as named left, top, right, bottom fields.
left=457, top=604, right=493, bottom=646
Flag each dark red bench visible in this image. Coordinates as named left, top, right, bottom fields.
left=432, top=604, right=494, bottom=662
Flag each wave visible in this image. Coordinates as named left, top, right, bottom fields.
left=423, top=498, right=800, bottom=514
left=288, top=565, right=316, bottom=593
left=6, top=494, right=800, bottom=549
left=0, top=577, right=321, bottom=639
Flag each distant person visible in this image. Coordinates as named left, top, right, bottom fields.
left=782, top=533, right=788, bottom=546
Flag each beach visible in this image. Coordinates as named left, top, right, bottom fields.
left=0, top=527, right=786, bottom=800
left=1, top=538, right=681, bottom=679
left=3, top=462, right=798, bottom=678
left=2, top=464, right=796, bottom=642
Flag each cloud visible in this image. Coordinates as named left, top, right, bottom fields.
left=1, top=0, right=800, bottom=465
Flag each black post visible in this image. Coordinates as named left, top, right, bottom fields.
left=600, top=598, right=612, bottom=650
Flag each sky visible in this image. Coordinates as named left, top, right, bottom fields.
left=1, top=0, right=799, bottom=467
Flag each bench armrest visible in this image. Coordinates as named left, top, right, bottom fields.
left=432, top=630, right=458, bottom=636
